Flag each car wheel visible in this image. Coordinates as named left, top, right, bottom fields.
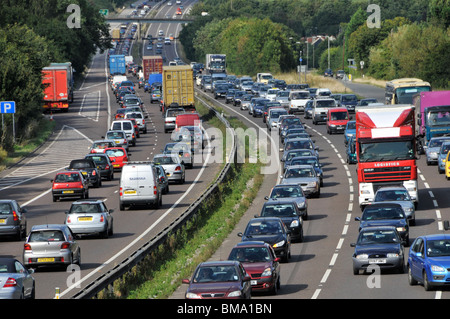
left=423, top=272, right=433, bottom=291
left=407, top=265, right=418, bottom=285
left=53, top=195, right=58, bottom=202
left=353, top=266, right=359, bottom=275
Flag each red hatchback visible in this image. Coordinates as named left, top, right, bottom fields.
left=228, top=241, right=281, bottom=294
left=51, top=171, right=89, bottom=202
left=182, top=261, right=251, bottom=299
left=104, top=147, right=129, bottom=170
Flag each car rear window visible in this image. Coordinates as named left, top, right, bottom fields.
left=0, top=203, right=12, bottom=215
left=69, top=204, right=101, bottom=214
left=29, top=230, right=65, bottom=242
left=106, top=149, right=125, bottom=157
left=55, top=173, right=81, bottom=182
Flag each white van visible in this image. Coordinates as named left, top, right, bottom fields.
left=110, top=119, right=136, bottom=146
left=119, top=162, right=162, bottom=210
left=111, top=75, right=127, bottom=91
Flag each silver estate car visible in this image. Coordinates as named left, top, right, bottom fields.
left=64, top=200, right=114, bottom=238
left=425, top=137, right=450, bottom=165
left=153, top=154, right=186, bottom=184
left=373, top=186, right=416, bottom=225
left=265, top=184, right=308, bottom=219
left=280, top=164, right=321, bottom=198
left=23, top=224, right=81, bottom=270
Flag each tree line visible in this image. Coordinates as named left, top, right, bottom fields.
left=181, top=0, right=449, bottom=88
left=0, top=0, right=111, bottom=151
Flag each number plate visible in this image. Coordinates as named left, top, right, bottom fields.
left=63, top=190, right=74, bottom=194
left=38, top=258, right=55, bottom=263
left=78, top=217, right=93, bottom=221
left=113, top=164, right=120, bottom=167
left=251, top=280, right=258, bottom=286
left=0, top=219, right=6, bottom=224
left=369, top=258, right=386, bottom=264
left=124, top=190, right=136, bottom=194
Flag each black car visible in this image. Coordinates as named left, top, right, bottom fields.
left=238, top=217, right=291, bottom=262
left=84, top=153, right=115, bottom=181
left=351, top=226, right=405, bottom=275
left=232, top=90, right=246, bottom=106
left=68, top=159, right=101, bottom=187
left=259, top=200, right=304, bottom=242
left=324, top=68, right=333, bottom=77
left=355, top=202, right=409, bottom=245
left=214, top=84, right=229, bottom=100
left=225, top=89, right=237, bottom=103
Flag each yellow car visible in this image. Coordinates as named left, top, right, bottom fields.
left=445, top=151, right=450, bottom=179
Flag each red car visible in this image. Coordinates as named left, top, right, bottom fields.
left=104, top=147, right=129, bottom=170
left=182, top=261, right=251, bottom=299
left=51, top=170, right=89, bottom=202
left=228, top=241, right=281, bottom=294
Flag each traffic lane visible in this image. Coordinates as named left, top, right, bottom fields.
left=194, top=89, right=355, bottom=299
left=310, top=119, right=448, bottom=299
left=339, top=80, right=385, bottom=102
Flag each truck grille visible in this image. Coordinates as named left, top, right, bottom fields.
left=363, top=166, right=412, bottom=182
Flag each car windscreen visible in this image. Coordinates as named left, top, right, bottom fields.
left=271, top=186, right=304, bottom=198
left=228, top=247, right=270, bottom=263
left=285, top=167, right=315, bottom=178
left=261, top=204, right=297, bottom=217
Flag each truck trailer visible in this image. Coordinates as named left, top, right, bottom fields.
left=413, top=91, right=450, bottom=154
left=355, top=105, right=418, bottom=208
left=42, top=65, right=71, bottom=112
left=161, top=65, right=195, bottom=113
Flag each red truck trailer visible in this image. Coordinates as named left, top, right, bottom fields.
left=42, top=66, right=70, bottom=112
left=355, top=104, right=418, bottom=209
left=142, top=56, right=163, bottom=81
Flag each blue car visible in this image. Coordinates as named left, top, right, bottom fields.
left=346, top=135, right=357, bottom=164
left=408, top=234, right=450, bottom=291
left=344, top=120, right=356, bottom=145
left=351, top=226, right=405, bottom=275
left=437, top=141, right=450, bottom=173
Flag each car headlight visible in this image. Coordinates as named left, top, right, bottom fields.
left=307, top=182, right=318, bottom=187
left=330, top=124, right=336, bottom=127
left=185, top=292, right=201, bottom=299
left=273, top=240, right=285, bottom=248
left=356, top=254, right=368, bottom=259
left=396, top=227, right=407, bottom=232
left=404, top=207, right=413, bottom=213
left=297, top=201, right=305, bottom=208
left=290, top=220, right=300, bottom=227
left=431, top=265, right=446, bottom=272
left=228, top=290, right=242, bottom=297
left=261, top=267, right=272, bottom=277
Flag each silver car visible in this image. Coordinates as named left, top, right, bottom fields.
left=153, top=154, right=185, bottom=184
left=64, top=200, right=114, bottom=238
left=275, top=90, right=290, bottom=108
left=282, top=137, right=319, bottom=159
left=105, top=130, right=129, bottom=151
left=425, top=137, right=450, bottom=165
left=373, top=186, right=416, bottom=225
left=0, top=258, right=35, bottom=299
left=163, top=142, right=193, bottom=168
left=164, top=107, right=185, bottom=133
left=264, top=184, right=308, bottom=219
left=23, top=224, right=81, bottom=270
left=240, top=94, right=253, bottom=110
left=280, top=165, right=320, bottom=198
left=0, top=199, right=27, bottom=241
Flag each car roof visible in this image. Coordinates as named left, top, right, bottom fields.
left=421, top=234, right=450, bottom=241
left=71, top=199, right=104, bottom=204
left=364, top=202, right=403, bottom=208
left=375, top=186, right=407, bottom=192
left=198, top=260, right=241, bottom=267
left=265, top=198, right=297, bottom=205
left=30, top=224, right=68, bottom=231
left=233, top=241, right=270, bottom=248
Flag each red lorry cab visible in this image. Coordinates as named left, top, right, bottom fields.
left=175, top=113, right=201, bottom=129
left=326, top=107, right=350, bottom=134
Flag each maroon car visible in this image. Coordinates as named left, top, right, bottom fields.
left=182, top=260, right=251, bottom=299
left=228, top=241, right=281, bottom=294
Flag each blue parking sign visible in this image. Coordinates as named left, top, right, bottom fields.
left=0, top=101, right=15, bottom=114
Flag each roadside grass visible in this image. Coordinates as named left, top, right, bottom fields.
left=274, top=70, right=355, bottom=93
left=95, top=97, right=264, bottom=299
left=0, top=118, right=55, bottom=171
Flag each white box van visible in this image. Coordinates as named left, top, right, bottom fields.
left=119, top=162, right=162, bottom=210
left=110, top=119, right=136, bottom=146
